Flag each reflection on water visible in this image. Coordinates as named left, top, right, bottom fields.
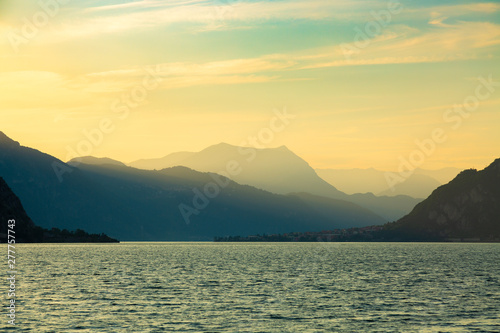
left=3, top=242, right=500, bottom=332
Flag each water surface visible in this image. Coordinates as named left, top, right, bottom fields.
left=3, top=242, right=500, bottom=332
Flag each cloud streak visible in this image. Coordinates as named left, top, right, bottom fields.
left=3, top=18, right=497, bottom=100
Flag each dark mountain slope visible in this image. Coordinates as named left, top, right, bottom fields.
left=0, top=176, right=40, bottom=242
left=0, top=132, right=131, bottom=235
left=74, top=163, right=386, bottom=240
left=386, top=158, right=500, bottom=241
left=0, top=132, right=383, bottom=241
left=0, top=177, right=117, bottom=243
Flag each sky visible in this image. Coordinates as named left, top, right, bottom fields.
left=1, top=0, right=499, bottom=170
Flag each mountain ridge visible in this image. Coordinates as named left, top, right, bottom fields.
left=316, top=167, right=460, bottom=198
left=0, top=132, right=384, bottom=241
left=221, top=159, right=500, bottom=243
left=386, top=158, right=500, bottom=241
left=68, top=156, right=126, bottom=167
left=0, top=176, right=118, bottom=243
left=126, top=142, right=421, bottom=221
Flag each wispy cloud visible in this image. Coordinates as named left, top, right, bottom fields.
left=1, top=0, right=499, bottom=50
left=4, top=17, right=496, bottom=100
left=311, top=21, right=500, bottom=68
left=428, top=12, right=452, bottom=28
left=420, top=2, right=500, bottom=16
left=0, top=0, right=378, bottom=44
left=2, top=1, right=499, bottom=96
left=73, top=55, right=295, bottom=92
left=59, top=1, right=500, bottom=37
left=0, top=71, right=102, bottom=108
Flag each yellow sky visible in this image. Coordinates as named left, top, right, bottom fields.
left=1, top=0, right=499, bottom=170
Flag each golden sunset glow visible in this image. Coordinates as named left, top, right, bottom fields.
left=1, top=0, right=499, bottom=170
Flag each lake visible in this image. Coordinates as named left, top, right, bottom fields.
left=3, top=242, right=500, bottom=332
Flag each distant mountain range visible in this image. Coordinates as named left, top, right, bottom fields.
left=132, top=143, right=346, bottom=197
left=71, top=156, right=126, bottom=167
left=386, top=158, right=500, bottom=241
left=127, top=143, right=422, bottom=221
left=219, top=159, right=500, bottom=242
left=2, top=131, right=496, bottom=242
left=0, top=132, right=385, bottom=241
left=316, top=167, right=460, bottom=198
left=377, top=173, right=442, bottom=198
left=130, top=151, right=195, bottom=170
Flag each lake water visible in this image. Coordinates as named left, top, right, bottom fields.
left=3, top=242, right=499, bottom=332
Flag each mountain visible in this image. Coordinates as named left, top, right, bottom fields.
left=128, top=143, right=421, bottom=221
left=287, top=192, right=384, bottom=224
left=0, top=177, right=117, bottom=243
left=129, top=152, right=195, bottom=170
left=316, top=167, right=457, bottom=198
left=131, top=143, right=346, bottom=197
left=0, top=176, right=40, bottom=242
left=414, top=167, right=461, bottom=184
left=78, top=163, right=386, bottom=239
left=0, top=132, right=384, bottom=241
left=68, top=156, right=126, bottom=167
left=386, top=159, right=500, bottom=241
left=315, top=168, right=390, bottom=195
left=377, top=173, right=441, bottom=198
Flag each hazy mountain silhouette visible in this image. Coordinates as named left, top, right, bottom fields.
left=0, top=132, right=384, bottom=241
left=316, top=167, right=459, bottom=198
left=132, top=143, right=345, bottom=197
left=316, top=168, right=389, bottom=195
left=414, top=167, right=461, bottom=184
left=128, top=143, right=421, bottom=221
left=377, top=173, right=441, bottom=198
left=69, top=156, right=126, bottom=167
left=386, top=158, right=500, bottom=240
left=129, top=151, right=195, bottom=170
